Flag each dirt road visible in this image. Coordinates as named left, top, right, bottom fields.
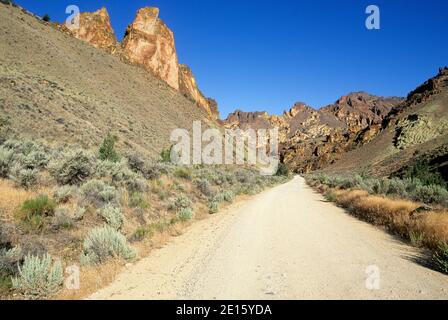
left=90, top=176, right=448, bottom=299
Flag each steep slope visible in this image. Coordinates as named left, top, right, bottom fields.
left=324, top=67, right=448, bottom=178
left=0, top=4, right=212, bottom=156
left=224, top=93, right=401, bottom=172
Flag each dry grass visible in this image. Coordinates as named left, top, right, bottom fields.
left=414, top=211, right=448, bottom=249
left=0, top=179, right=52, bottom=223
left=320, top=186, right=448, bottom=270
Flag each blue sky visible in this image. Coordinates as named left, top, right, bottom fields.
left=13, top=0, right=448, bottom=118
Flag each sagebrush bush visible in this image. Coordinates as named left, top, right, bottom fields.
left=80, top=226, right=136, bottom=265
left=174, top=194, right=191, bottom=210
left=308, top=173, right=448, bottom=205
left=12, top=254, right=63, bottom=299
left=177, top=207, right=194, bottom=221
left=98, top=204, right=124, bottom=230
left=80, top=179, right=118, bottom=206
left=73, top=206, right=86, bottom=221
left=3, top=139, right=50, bottom=170
left=127, top=153, right=163, bottom=180
left=0, top=246, right=23, bottom=276
left=223, top=190, right=235, bottom=203
left=9, top=165, right=39, bottom=188
left=195, top=178, right=214, bottom=196
left=208, top=200, right=219, bottom=214
left=53, top=185, right=75, bottom=203
left=126, top=177, right=147, bottom=194
left=49, top=149, right=95, bottom=185
left=413, top=184, right=448, bottom=204
left=212, top=193, right=225, bottom=204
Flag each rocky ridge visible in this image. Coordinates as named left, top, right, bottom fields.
left=57, top=6, right=219, bottom=120
left=225, top=93, right=402, bottom=172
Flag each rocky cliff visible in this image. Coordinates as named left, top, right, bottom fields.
left=121, top=7, right=179, bottom=90
left=225, top=93, right=402, bottom=172
left=179, top=64, right=219, bottom=120
left=57, top=7, right=118, bottom=52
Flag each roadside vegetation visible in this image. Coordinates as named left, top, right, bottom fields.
left=305, top=168, right=448, bottom=274
left=0, top=137, right=290, bottom=299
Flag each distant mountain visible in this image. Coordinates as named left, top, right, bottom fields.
left=224, top=93, right=402, bottom=172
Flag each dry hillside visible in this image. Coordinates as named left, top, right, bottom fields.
left=0, top=4, right=213, bottom=157
left=324, top=67, right=448, bottom=179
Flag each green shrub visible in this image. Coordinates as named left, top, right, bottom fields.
left=160, top=146, right=172, bottom=163
left=19, top=195, right=56, bottom=222
left=80, top=226, right=136, bottom=265
left=177, top=207, right=194, bottom=222
left=131, top=226, right=153, bottom=242
left=49, top=149, right=95, bottom=185
left=12, top=254, right=63, bottom=299
left=401, top=161, right=446, bottom=188
left=0, top=147, right=13, bottom=178
left=173, top=167, right=192, bottom=180
left=42, top=14, right=50, bottom=22
left=53, top=185, right=75, bottom=204
left=223, top=190, right=235, bottom=203
left=129, top=193, right=150, bottom=209
left=208, top=200, right=219, bottom=214
left=212, top=192, right=226, bottom=204
left=98, top=134, right=120, bottom=163
left=275, top=163, right=289, bottom=176
left=433, top=242, right=448, bottom=274
left=98, top=204, right=124, bottom=230
left=80, top=179, right=118, bottom=206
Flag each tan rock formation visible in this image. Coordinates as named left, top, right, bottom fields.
left=121, top=7, right=179, bottom=90
left=58, top=7, right=118, bottom=52
left=179, top=64, right=219, bottom=120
